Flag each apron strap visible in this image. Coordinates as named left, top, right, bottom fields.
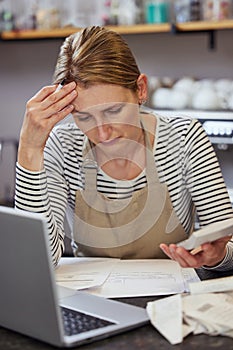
left=82, top=116, right=160, bottom=190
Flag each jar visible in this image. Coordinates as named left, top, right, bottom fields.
left=217, top=0, right=232, bottom=20
left=202, top=0, right=232, bottom=21
left=145, top=0, right=169, bottom=24
left=173, top=0, right=190, bottom=22
left=190, top=0, right=201, bottom=21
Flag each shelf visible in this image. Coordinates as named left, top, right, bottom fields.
left=154, top=109, right=233, bottom=121
left=0, top=27, right=82, bottom=40
left=176, top=19, right=233, bottom=31
left=108, top=23, right=171, bottom=34
left=0, top=23, right=170, bottom=40
left=172, top=19, right=233, bottom=49
left=1, top=20, right=233, bottom=40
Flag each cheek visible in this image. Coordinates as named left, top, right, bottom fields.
left=120, top=104, right=140, bottom=127
left=81, top=126, right=101, bottom=144
left=73, top=118, right=96, bottom=135
left=85, top=129, right=96, bottom=140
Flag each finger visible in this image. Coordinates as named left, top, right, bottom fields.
left=31, top=82, right=77, bottom=110
left=169, top=244, right=205, bottom=268
left=41, top=85, right=77, bottom=116
left=32, top=85, right=58, bottom=102
left=41, top=81, right=77, bottom=110
left=160, top=244, right=190, bottom=267
left=177, top=246, right=202, bottom=264
left=47, top=104, right=74, bottom=126
left=45, top=90, right=77, bottom=118
left=169, top=246, right=193, bottom=267
left=160, top=243, right=172, bottom=259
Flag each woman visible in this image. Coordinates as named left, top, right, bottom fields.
left=15, top=26, right=233, bottom=270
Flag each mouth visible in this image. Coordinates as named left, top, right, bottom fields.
left=100, top=137, right=121, bottom=146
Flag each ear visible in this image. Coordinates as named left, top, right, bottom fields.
left=137, top=74, right=148, bottom=104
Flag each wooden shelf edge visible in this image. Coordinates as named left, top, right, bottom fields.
left=176, top=19, right=233, bottom=31
left=1, top=20, right=233, bottom=40
left=108, top=23, right=171, bottom=34
left=1, top=27, right=82, bottom=40
left=0, top=23, right=170, bottom=40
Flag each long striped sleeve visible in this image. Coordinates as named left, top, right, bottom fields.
left=15, top=164, right=66, bottom=265
left=15, top=114, right=233, bottom=269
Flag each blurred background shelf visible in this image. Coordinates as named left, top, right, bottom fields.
left=1, top=20, right=233, bottom=40
left=175, top=19, right=233, bottom=31
left=0, top=23, right=170, bottom=40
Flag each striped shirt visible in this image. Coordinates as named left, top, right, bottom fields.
left=15, top=113, right=233, bottom=268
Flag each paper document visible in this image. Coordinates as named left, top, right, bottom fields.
left=183, top=293, right=233, bottom=336
left=56, top=258, right=199, bottom=297
left=55, top=257, right=119, bottom=290
left=87, top=259, right=186, bottom=298
left=189, top=275, right=233, bottom=294
left=147, top=294, right=184, bottom=345
left=147, top=291, right=233, bottom=344
left=182, top=267, right=200, bottom=292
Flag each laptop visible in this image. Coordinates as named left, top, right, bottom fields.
left=0, top=206, right=149, bottom=347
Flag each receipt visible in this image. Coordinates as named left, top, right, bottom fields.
left=189, top=275, right=233, bottom=294
left=182, top=293, right=233, bottom=335
left=147, top=291, right=233, bottom=344
left=146, top=294, right=184, bottom=345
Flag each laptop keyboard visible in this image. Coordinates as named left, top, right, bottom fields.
left=61, top=307, right=115, bottom=336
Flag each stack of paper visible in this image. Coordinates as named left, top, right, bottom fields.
left=55, top=258, right=200, bottom=297
left=55, top=257, right=119, bottom=290
left=146, top=276, right=233, bottom=344
left=183, top=292, right=233, bottom=337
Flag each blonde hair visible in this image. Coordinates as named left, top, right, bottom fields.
left=53, top=26, right=141, bottom=92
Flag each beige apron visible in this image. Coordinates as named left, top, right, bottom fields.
left=73, top=123, right=191, bottom=258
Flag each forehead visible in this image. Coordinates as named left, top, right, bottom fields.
left=73, top=84, right=136, bottom=111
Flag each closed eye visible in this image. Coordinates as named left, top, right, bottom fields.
left=105, top=104, right=124, bottom=115
left=73, top=103, right=125, bottom=122
left=73, top=112, right=92, bottom=122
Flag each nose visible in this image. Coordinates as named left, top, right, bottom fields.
left=96, top=123, right=111, bottom=142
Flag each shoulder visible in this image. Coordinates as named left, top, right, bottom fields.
left=143, top=108, right=197, bottom=128
left=156, top=112, right=198, bottom=129
left=155, top=113, right=205, bottom=142
left=145, top=110, right=200, bottom=138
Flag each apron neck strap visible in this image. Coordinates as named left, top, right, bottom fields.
left=82, top=117, right=160, bottom=188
